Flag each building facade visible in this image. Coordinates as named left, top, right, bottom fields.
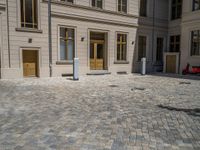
left=0, top=0, right=200, bottom=79
left=136, top=0, right=200, bottom=74
left=0, top=0, right=138, bottom=79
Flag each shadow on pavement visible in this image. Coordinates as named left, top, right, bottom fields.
left=149, top=73, right=200, bottom=81
left=157, top=104, right=200, bottom=117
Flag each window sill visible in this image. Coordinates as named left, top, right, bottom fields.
left=114, top=61, right=129, bottom=64
left=56, top=61, right=73, bottom=65
left=15, top=28, right=43, bottom=33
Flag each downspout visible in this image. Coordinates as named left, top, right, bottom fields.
left=6, top=0, right=11, bottom=68
left=48, top=0, right=52, bottom=77
left=0, top=12, right=2, bottom=79
left=151, top=0, right=155, bottom=71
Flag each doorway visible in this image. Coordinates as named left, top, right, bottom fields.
left=22, top=50, right=39, bottom=77
left=90, top=32, right=107, bottom=70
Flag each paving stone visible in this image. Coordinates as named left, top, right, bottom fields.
left=0, top=74, right=200, bottom=149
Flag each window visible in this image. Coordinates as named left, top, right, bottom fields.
left=140, top=0, right=147, bottom=17
left=191, top=30, right=200, bottom=56
left=117, top=34, right=127, bottom=61
left=59, top=27, right=75, bottom=61
left=118, top=0, right=127, bottom=13
left=138, top=36, right=146, bottom=61
left=171, top=0, right=182, bottom=20
left=156, top=37, right=164, bottom=62
left=170, top=35, right=180, bottom=52
left=92, top=0, right=103, bottom=9
left=20, top=0, right=38, bottom=28
left=60, top=0, right=74, bottom=3
left=193, top=0, right=200, bottom=11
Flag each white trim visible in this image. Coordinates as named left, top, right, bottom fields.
left=57, top=25, right=77, bottom=62
left=20, top=47, right=41, bottom=77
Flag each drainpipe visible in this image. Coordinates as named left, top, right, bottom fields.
left=0, top=12, right=1, bottom=79
left=48, top=0, right=52, bottom=77
left=6, top=0, right=11, bottom=68
left=151, top=0, right=155, bottom=70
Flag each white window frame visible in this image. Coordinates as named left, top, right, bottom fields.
left=17, top=0, right=41, bottom=30
left=116, top=0, right=129, bottom=14
left=57, top=25, right=77, bottom=62
left=90, top=0, right=104, bottom=9
left=115, top=31, right=129, bottom=62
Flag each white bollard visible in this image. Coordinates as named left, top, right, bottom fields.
left=141, top=57, right=146, bottom=75
left=73, top=58, right=79, bottom=80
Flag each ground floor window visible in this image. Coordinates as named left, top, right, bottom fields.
left=170, top=35, right=180, bottom=52
left=191, top=30, right=200, bottom=56
left=117, top=33, right=127, bottom=61
left=156, top=37, right=164, bottom=62
left=138, top=36, right=147, bottom=61
left=59, top=27, right=75, bottom=61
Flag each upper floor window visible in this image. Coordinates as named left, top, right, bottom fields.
left=140, top=0, right=147, bottom=17
left=170, top=35, right=180, bottom=52
left=117, top=34, right=127, bottom=61
left=60, top=0, right=74, bottom=3
left=59, top=27, right=75, bottom=61
left=20, top=0, right=38, bottom=28
left=191, top=30, right=200, bottom=56
left=171, top=0, right=182, bottom=20
left=193, top=0, right=200, bottom=11
left=118, top=0, right=127, bottom=13
left=92, top=0, right=103, bottom=9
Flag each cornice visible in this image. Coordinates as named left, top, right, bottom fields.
left=51, top=11, right=138, bottom=28
left=42, top=0, right=139, bottom=19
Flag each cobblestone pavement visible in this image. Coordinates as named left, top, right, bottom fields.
left=0, top=74, right=200, bottom=150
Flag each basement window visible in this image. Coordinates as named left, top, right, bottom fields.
left=59, top=0, right=74, bottom=3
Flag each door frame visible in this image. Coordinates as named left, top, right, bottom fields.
left=20, top=47, right=40, bottom=77
left=88, top=30, right=108, bottom=70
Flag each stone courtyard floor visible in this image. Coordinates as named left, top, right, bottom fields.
left=0, top=74, right=200, bottom=150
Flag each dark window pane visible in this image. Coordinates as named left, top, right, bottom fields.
left=138, top=36, right=146, bottom=61
left=140, top=0, right=147, bottom=16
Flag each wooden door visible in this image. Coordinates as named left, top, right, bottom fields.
left=166, top=55, right=176, bottom=73
left=90, top=42, right=104, bottom=70
left=23, top=50, right=38, bottom=77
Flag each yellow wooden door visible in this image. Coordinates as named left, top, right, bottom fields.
left=90, top=42, right=104, bottom=70
left=166, top=55, right=176, bottom=73
left=23, top=50, right=38, bottom=77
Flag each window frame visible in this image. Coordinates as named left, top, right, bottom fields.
left=171, top=0, right=182, bottom=20
left=191, top=30, right=200, bottom=56
left=169, top=35, right=181, bottom=52
left=58, top=25, right=77, bottom=63
left=140, top=0, right=147, bottom=17
left=193, top=0, right=200, bottom=11
left=20, top=0, right=39, bottom=29
left=91, top=0, right=104, bottom=9
left=117, top=0, right=128, bottom=14
left=115, top=32, right=128, bottom=62
left=17, top=0, right=41, bottom=30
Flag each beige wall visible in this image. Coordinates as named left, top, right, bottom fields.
left=0, top=0, right=139, bottom=79
left=180, top=0, right=200, bottom=72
